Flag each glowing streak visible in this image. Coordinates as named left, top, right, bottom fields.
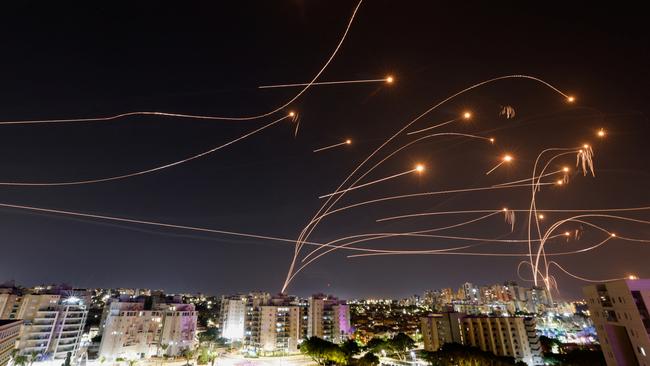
left=0, top=201, right=464, bottom=255
left=526, top=148, right=580, bottom=285
left=307, top=183, right=556, bottom=242
left=318, top=168, right=419, bottom=198
left=334, top=233, right=568, bottom=261
left=492, top=170, right=563, bottom=187
left=297, top=133, right=490, bottom=261
left=406, top=119, right=458, bottom=135
left=485, top=155, right=513, bottom=175
left=376, top=206, right=650, bottom=222
left=283, top=75, right=572, bottom=293
left=301, top=211, right=502, bottom=264
left=313, top=140, right=352, bottom=153
left=532, top=214, right=650, bottom=283
left=548, top=261, right=627, bottom=283
left=258, top=78, right=389, bottom=89
left=0, top=114, right=292, bottom=186
left=0, top=0, right=365, bottom=125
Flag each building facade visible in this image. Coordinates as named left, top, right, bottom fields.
left=0, top=320, right=22, bottom=366
left=99, top=299, right=197, bottom=360
left=461, top=316, right=542, bottom=365
left=583, top=279, right=650, bottom=366
left=219, top=295, right=248, bottom=342
left=420, top=312, right=464, bottom=351
left=307, top=294, right=352, bottom=343
left=9, top=292, right=88, bottom=360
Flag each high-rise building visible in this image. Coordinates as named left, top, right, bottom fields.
left=583, top=279, right=650, bottom=366
left=11, top=291, right=88, bottom=359
left=0, top=320, right=22, bottom=366
left=98, top=298, right=197, bottom=360
left=244, top=294, right=304, bottom=355
left=420, top=313, right=464, bottom=351
left=308, top=294, right=352, bottom=343
left=461, top=316, right=542, bottom=365
left=219, top=295, right=248, bottom=341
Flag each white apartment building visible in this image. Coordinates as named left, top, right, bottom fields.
left=462, top=316, right=542, bottom=365
left=257, top=305, right=301, bottom=354
left=307, top=294, right=351, bottom=343
left=12, top=293, right=88, bottom=359
left=219, top=295, right=247, bottom=342
left=583, top=279, right=650, bottom=366
left=99, top=300, right=197, bottom=360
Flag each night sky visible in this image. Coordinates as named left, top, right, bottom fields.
left=0, top=1, right=648, bottom=300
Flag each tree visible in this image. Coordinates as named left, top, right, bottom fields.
left=198, top=328, right=220, bottom=346
left=12, top=355, right=28, bottom=366
left=340, top=339, right=361, bottom=363
left=127, top=359, right=138, bottom=366
left=365, top=338, right=388, bottom=355
left=357, top=353, right=379, bottom=366
left=27, top=352, right=41, bottom=366
left=387, top=333, right=415, bottom=360
left=300, top=337, right=346, bottom=365
left=181, top=349, right=196, bottom=366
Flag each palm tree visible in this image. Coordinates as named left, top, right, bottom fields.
left=181, top=349, right=195, bottom=366
left=26, top=352, right=40, bottom=366
left=12, top=355, right=28, bottom=366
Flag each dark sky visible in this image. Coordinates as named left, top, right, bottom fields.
left=0, top=1, right=648, bottom=300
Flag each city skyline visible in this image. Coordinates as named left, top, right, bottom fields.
left=0, top=2, right=649, bottom=300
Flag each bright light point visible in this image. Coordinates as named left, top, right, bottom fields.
left=345, top=139, right=352, bottom=145
left=564, top=231, right=571, bottom=236
left=629, top=275, right=639, bottom=280
left=538, top=214, right=545, bottom=219
left=503, top=208, right=508, bottom=212
left=289, top=111, right=295, bottom=117
left=386, top=76, right=394, bottom=84
left=489, top=138, right=495, bottom=143
left=503, top=154, right=513, bottom=162
left=583, top=144, right=590, bottom=149
left=597, top=128, right=606, bottom=137
left=610, top=233, right=616, bottom=237
left=567, top=96, right=575, bottom=103
left=562, top=166, right=569, bottom=172
left=415, top=164, right=425, bottom=173
left=556, top=180, right=564, bottom=185
left=463, top=112, right=472, bottom=119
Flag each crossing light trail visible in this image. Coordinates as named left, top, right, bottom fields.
left=376, top=205, right=650, bottom=223
left=318, top=165, right=423, bottom=199
left=0, top=114, right=293, bottom=186
left=406, top=112, right=472, bottom=135
left=259, top=77, right=393, bottom=89
left=283, top=74, right=574, bottom=293
left=0, top=0, right=365, bottom=125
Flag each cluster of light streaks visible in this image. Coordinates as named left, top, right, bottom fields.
left=278, top=74, right=648, bottom=295
left=0, top=0, right=645, bottom=299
